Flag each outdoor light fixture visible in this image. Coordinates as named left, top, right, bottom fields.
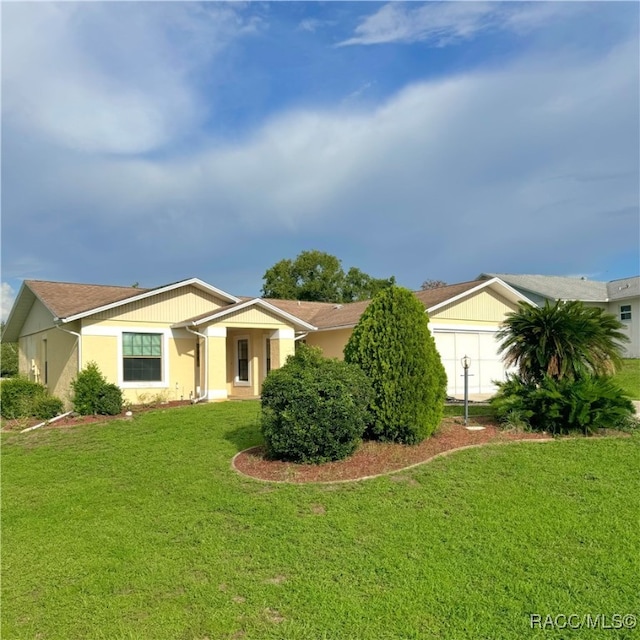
left=461, top=355, right=471, bottom=425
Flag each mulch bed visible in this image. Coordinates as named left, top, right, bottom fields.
left=0, top=400, right=194, bottom=432
left=232, top=417, right=553, bottom=484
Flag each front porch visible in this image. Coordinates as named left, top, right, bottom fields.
left=192, top=326, right=297, bottom=402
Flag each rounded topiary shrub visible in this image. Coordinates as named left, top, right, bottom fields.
left=344, top=286, right=447, bottom=444
left=95, top=383, right=124, bottom=416
left=71, top=362, right=123, bottom=416
left=260, top=345, right=373, bottom=464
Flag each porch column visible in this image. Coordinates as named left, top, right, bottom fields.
left=205, top=326, right=228, bottom=401
left=269, top=328, right=295, bottom=370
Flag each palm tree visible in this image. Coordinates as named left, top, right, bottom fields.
left=496, top=300, right=628, bottom=383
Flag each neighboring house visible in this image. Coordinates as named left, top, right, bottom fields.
left=479, top=273, right=640, bottom=358
left=2, top=276, right=532, bottom=406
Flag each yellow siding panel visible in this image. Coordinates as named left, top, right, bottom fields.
left=220, top=306, right=293, bottom=328
left=431, top=289, right=518, bottom=323
left=89, top=286, right=228, bottom=323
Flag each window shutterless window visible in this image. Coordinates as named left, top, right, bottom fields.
left=123, top=333, right=162, bottom=382
left=621, top=305, right=632, bottom=321
left=237, top=338, right=249, bottom=383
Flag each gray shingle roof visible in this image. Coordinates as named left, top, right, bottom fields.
left=606, top=276, right=640, bottom=301
left=480, top=273, right=609, bottom=301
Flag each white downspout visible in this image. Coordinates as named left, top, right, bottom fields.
left=185, top=325, right=208, bottom=402
left=55, top=324, right=82, bottom=373
left=294, top=332, right=308, bottom=341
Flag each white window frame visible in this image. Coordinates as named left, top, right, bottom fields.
left=235, top=336, right=251, bottom=386
left=620, top=305, right=632, bottom=321
left=264, top=337, right=272, bottom=377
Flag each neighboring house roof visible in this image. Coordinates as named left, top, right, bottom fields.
left=480, top=273, right=640, bottom=303
left=479, top=273, right=609, bottom=302
left=606, top=276, right=640, bottom=301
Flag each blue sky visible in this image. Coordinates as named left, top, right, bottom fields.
left=2, top=1, right=639, bottom=318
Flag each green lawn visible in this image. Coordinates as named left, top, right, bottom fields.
left=3, top=402, right=639, bottom=639
left=614, top=359, right=640, bottom=400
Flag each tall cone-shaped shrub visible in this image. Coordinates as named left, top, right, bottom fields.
left=344, top=286, right=447, bottom=444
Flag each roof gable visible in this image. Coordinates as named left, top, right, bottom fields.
left=174, top=298, right=317, bottom=331
left=2, top=278, right=240, bottom=342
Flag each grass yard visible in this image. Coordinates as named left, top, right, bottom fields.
left=3, top=402, right=639, bottom=639
left=614, top=359, right=640, bottom=400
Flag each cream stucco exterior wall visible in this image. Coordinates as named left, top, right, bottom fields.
left=305, top=328, right=353, bottom=360
left=18, top=326, right=79, bottom=407
left=17, top=301, right=80, bottom=407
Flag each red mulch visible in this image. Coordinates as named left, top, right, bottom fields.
left=0, top=401, right=194, bottom=432
left=232, top=417, right=553, bottom=484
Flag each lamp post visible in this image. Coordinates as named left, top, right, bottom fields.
left=461, top=355, right=471, bottom=426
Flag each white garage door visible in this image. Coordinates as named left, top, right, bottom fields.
left=432, top=329, right=507, bottom=396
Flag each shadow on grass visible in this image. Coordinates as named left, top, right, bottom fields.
left=223, top=420, right=263, bottom=453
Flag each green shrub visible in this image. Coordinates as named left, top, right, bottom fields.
left=32, top=395, right=65, bottom=420
left=71, top=362, right=123, bottom=416
left=344, top=286, right=447, bottom=444
left=1, top=341, right=18, bottom=377
left=0, top=376, right=64, bottom=420
left=96, top=383, right=124, bottom=416
left=261, top=345, right=373, bottom=464
left=492, top=374, right=635, bottom=435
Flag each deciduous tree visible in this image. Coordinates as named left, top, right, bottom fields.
left=261, top=250, right=395, bottom=303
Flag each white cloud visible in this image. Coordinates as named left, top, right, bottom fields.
left=338, top=2, right=573, bottom=47
left=298, top=18, right=334, bottom=33
left=1, top=284, right=16, bottom=322
left=2, top=3, right=256, bottom=155
left=2, top=4, right=637, bottom=289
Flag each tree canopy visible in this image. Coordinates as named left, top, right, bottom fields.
left=261, top=250, right=395, bottom=303
left=420, top=279, right=447, bottom=290
left=496, top=300, right=628, bottom=383
left=1, top=322, right=19, bottom=377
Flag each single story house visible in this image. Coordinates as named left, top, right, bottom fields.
left=479, top=273, right=640, bottom=358
left=3, top=276, right=534, bottom=407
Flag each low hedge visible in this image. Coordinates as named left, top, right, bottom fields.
left=0, top=377, right=64, bottom=420
left=491, top=374, right=636, bottom=435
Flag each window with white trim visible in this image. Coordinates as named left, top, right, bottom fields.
left=621, top=305, right=632, bottom=321
left=236, top=338, right=250, bottom=384
left=265, top=338, right=272, bottom=375
left=123, top=333, right=163, bottom=382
